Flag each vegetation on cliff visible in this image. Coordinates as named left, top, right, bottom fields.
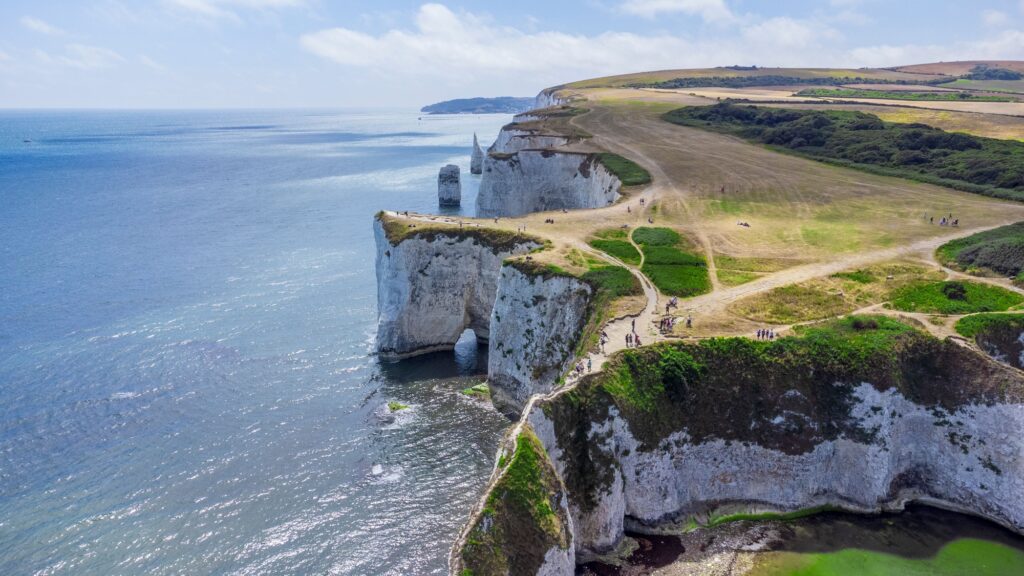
left=460, top=427, right=570, bottom=576
left=937, top=221, right=1024, bottom=281
left=596, top=153, right=651, bottom=187
left=544, top=316, right=1024, bottom=509
left=664, top=103, right=1024, bottom=201
left=376, top=212, right=547, bottom=253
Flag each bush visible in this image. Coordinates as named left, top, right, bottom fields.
left=942, top=281, right=967, bottom=301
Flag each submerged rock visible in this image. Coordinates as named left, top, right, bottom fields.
left=438, top=164, right=461, bottom=206
left=471, top=133, right=484, bottom=175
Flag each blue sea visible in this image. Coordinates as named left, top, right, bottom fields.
left=0, top=109, right=513, bottom=575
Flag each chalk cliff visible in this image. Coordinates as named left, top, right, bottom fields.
left=487, top=263, right=593, bottom=417
left=457, top=318, right=1024, bottom=574
left=477, top=150, right=621, bottom=217
left=535, top=88, right=568, bottom=109
left=471, top=134, right=484, bottom=175
left=373, top=217, right=539, bottom=360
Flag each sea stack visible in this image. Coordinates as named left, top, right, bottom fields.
left=438, top=164, right=461, bottom=206
left=470, top=133, right=484, bottom=175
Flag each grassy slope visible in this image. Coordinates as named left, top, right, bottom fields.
left=936, top=221, right=1024, bottom=279
left=797, top=87, right=1012, bottom=102
left=597, top=152, right=652, bottom=186
left=663, top=103, right=1024, bottom=201
left=955, top=312, right=1024, bottom=338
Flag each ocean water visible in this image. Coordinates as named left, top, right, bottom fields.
left=0, top=109, right=513, bottom=575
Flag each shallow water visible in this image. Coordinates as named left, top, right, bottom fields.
left=0, top=109, right=511, bottom=575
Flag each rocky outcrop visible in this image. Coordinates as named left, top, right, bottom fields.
left=438, top=164, right=461, bottom=206
left=373, top=217, right=539, bottom=360
left=487, top=263, right=593, bottom=417
left=471, top=134, right=484, bottom=175
left=477, top=151, right=621, bottom=218
left=457, top=318, right=1024, bottom=574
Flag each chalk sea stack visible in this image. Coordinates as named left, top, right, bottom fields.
left=471, top=133, right=484, bottom=175
left=438, top=164, right=461, bottom=206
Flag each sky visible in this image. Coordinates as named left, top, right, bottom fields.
left=2, top=0, right=1024, bottom=108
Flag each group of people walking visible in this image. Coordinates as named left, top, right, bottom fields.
left=927, top=213, right=959, bottom=227
left=755, top=328, right=776, bottom=340
left=573, top=357, right=592, bottom=376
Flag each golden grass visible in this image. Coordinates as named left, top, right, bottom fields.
left=728, top=262, right=945, bottom=324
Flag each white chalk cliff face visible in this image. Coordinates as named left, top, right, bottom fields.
left=477, top=150, right=621, bottom=218
left=373, top=219, right=538, bottom=360
left=535, top=89, right=568, bottom=109
left=530, top=387, right=1024, bottom=560
left=487, top=264, right=593, bottom=417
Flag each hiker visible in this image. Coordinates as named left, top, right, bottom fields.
left=632, top=318, right=636, bottom=331
left=757, top=329, right=762, bottom=339
left=930, top=217, right=934, bottom=224
left=687, top=316, right=692, bottom=329
left=626, top=333, right=632, bottom=347
left=634, top=334, right=642, bottom=347
left=587, top=358, right=592, bottom=372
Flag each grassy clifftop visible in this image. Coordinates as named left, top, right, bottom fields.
left=376, top=212, right=547, bottom=252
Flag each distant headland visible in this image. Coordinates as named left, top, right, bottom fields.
left=420, top=96, right=534, bottom=115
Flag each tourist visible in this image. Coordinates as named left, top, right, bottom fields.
left=587, top=358, right=592, bottom=372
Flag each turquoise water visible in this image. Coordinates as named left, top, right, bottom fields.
left=0, top=110, right=511, bottom=574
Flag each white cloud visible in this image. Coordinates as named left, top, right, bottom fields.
left=848, top=30, right=1024, bottom=67
left=982, top=9, right=1010, bottom=28
left=139, top=54, right=167, bottom=72
left=619, top=0, right=733, bottom=22
left=742, top=17, right=832, bottom=49
left=36, top=44, right=126, bottom=70
left=163, top=0, right=303, bottom=22
left=20, top=16, right=65, bottom=36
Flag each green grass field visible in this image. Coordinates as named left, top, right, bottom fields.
left=797, top=87, right=1012, bottom=102
left=633, top=227, right=711, bottom=297
left=888, top=281, right=1023, bottom=314
left=589, top=239, right=641, bottom=265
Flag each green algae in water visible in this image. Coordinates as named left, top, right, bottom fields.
left=751, top=538, right=1024, bottom=576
